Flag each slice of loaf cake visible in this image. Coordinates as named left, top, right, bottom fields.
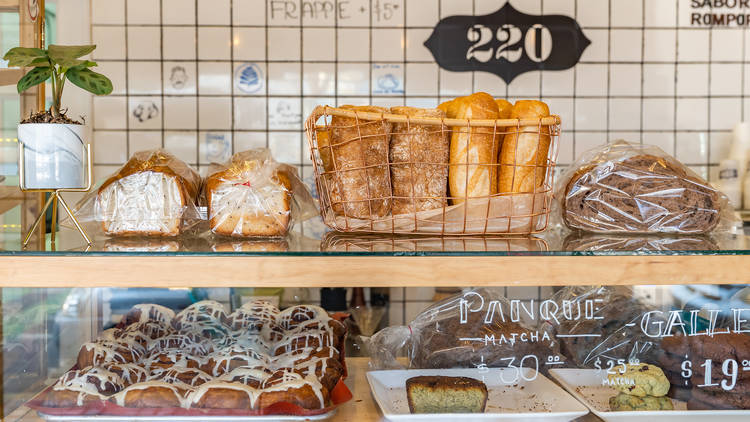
left=405, top=376, right=488, bottom=414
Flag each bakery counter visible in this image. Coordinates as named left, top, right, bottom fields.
left=5, top=357, right=604, bottom=422
left=0, top=222, right=749, bottom=286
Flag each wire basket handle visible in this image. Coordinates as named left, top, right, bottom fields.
left=307, top=105, right=561, bottom=128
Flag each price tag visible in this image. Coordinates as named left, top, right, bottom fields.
left=424, top=3, right=590, bottom=83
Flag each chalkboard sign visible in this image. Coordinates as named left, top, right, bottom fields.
left=424, top=3, right=590, bottom=83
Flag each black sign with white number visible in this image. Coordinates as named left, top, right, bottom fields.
left=424, top=3, right=590, bottom=83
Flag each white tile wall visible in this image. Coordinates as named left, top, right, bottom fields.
left=81, top=0, right=750, bottom=315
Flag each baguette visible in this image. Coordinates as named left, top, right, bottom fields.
left=322, top=105, right=392, bottom=219
left=438, top=92, right=500, bottom=205
left=389, top=106, right=449, bottom=214
left=498, top=100, right=551, bottom=193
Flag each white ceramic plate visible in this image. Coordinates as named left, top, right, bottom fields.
left=549, top=368, right=750, bottom=422
left=366, top=368, right=589, bottom=421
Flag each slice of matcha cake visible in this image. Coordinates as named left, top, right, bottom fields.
left=405, top=376, right=488, bottom=413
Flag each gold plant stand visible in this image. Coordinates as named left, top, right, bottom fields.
left=18, top=143, right=93, bottom=247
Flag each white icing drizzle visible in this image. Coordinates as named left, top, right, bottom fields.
left=53, top=303, right=342, bottom=411
left=102, top=363, right=149, bottom=386
left=53, top=367, right=123, bottom=406
left=131, top=304, right=176, bottom=326
left=152, top=367, right=213, bottom=387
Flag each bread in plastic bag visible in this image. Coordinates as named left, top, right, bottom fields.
left=558, top=140, right=731, bottom=234
left=548, top=286, right=664, bottom=368
left=369, top=288, right=559, bottom=372
left=204, top=149, right=317, bottom=238
left=70, top=149, right=202, bottom=237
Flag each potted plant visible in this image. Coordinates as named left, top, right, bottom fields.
left=3, top=44, right=112, bottom=189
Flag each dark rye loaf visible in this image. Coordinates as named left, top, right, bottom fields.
left=563, top=154, right=721, bottom=234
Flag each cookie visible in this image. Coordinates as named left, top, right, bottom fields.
left=691, top=388, right=750, bottom=409
left=607, top=363, right=670, bottom=397
left=690, top=376, right=750, bottom=394
left=609, top=393, right=674, bottom=411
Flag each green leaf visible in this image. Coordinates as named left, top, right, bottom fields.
left=48, top=44, right=96, bottom=60
left=65, top=68, right=112, bottom=95
left=29, top=57, right=51, bottom=67
left=71, top=60, right=97, bottom=69
left=16, top=67, right=52, bottom=93
left=3, top=47, right=46, bottom=67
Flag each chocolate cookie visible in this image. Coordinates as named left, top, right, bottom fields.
left=563, top=154, right=720, bottom=234
left=691, top=388, right=750, bottom=409
left=691, top=376, right=750, bottom=394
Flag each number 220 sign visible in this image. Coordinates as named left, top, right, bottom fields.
left=424, top=3, right=591, bottom=83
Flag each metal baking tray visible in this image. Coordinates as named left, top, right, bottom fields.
left=37, top=409, right=337, bottom=421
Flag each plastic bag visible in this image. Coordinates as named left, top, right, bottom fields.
left=558, top=141, right=735, bottom=234
left=204, top=149, right=317, bottom=238
left=546, top=286, right=664, bottom=369
left=69, top=149, right=202, bottom=237
left=369, top=288, right=559, bottom=372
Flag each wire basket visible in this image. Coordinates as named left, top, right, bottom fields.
left=304, top=105, right=562, bottom=235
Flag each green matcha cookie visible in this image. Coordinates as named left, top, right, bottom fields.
left=605, top=363, right=670, bottom=397
left=609, top=392, right=674, bottom=411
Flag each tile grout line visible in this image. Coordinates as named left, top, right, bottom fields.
left=673, top=0, right=679, bottom=158
left=194, top=0, right=200, bottom=167
left=159, top=0, right=165, bottom=149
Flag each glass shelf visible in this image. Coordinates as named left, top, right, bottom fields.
left=0, top=217, right=748, bottom=256
left=0, top=199, right=748, bottom=287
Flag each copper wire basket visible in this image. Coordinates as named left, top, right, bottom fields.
left=304, top=105, right=562, bottom=235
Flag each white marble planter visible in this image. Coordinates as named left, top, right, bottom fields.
left=18, top=123, right=86, bottom=189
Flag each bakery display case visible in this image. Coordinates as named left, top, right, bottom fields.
left=3, top=0, right=750, bottom=420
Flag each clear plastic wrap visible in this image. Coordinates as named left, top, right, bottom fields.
left=369, top=288, right=559, bottom=372
left=204, top=149, right=317, bottom=238
left=70, top=149, right=202, bottom=237
left=548, top=286, right=664, bottom=369
left=558, top=141, right=735, bottom=234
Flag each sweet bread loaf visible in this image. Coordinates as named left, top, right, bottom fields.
left=320, top=105, right=392, bottom=218
left=389, top=106, right=449, bottom=215
left=96, top=149, right=200, bottom=237
left=205, top=150, right=293, bottom=237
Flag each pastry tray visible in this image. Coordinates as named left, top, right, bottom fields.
left=36, top=411, right=336, bottom=421
left=366, top=367, right=588, bottom=421
left=549, top=368, right=750, bottom=422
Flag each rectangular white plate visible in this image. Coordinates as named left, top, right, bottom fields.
left=549, top=368, right=750, bottom=422
left=366, top=368, right=589, bottom=421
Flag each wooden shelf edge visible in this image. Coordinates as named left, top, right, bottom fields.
left=0, top=255, right=747, bottom=287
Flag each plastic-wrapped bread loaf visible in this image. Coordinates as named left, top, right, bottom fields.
left=389, top=106, right=450, bottom=215
left=438, top=92, right=500, bottom=205
left=319, top=105, right=392, bottom=219
left=562, top=144, right=722, bottom=234
left=204, top=150, right=293, bottom=237
left=96, top=149, right=201, bottom=237
left=498, top=100, right=551, bottom=193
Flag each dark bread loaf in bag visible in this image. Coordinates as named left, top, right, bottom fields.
left=562, top=148, right=722, bottom=234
